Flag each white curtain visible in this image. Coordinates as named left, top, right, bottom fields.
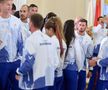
left=13, top=0, right=27, bottom=11
left=86, top=0, right=96, bottom=26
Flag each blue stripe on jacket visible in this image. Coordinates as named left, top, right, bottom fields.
left=19, top=53, right=35, bottom=75
left=99, top=58, right=108, bottom=67
left=18, top=53, right=35, bottom=89
left=0, top=47, right=9, bottom=62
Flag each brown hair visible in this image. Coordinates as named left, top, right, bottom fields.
left=0, top=0, right=12, bottom=3
left=0, top=0, right=5, bottom=3
left=45, top=17, right=65, bottom=57
left=30, top=13, right=43, bottom=29
left=79, top=18, right=88, bottom=26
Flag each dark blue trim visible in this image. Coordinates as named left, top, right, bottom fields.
left=19, top=53, right=35, bottom=75
left=33, top=77, right=45, bottom=89
left=0, top=47, right=9, bottom=62
left=99, top=57, right=108, bottom=67
left=93, top=44, right=100, bottom=57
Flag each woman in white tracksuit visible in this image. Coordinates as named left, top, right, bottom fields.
left=63, top=19, right=79, bottom=90
left=45, top=17, right=66, bottom=90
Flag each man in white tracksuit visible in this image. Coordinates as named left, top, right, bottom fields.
left=16, top=14, right=59, bottom=90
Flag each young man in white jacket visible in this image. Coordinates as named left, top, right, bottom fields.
left=0, top=0, right=23, bottom=90
left=16, top=14, right=59, bottom=90
left=75, top=19, right=94, bottom=90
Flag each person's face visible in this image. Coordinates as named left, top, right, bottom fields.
left=77, top=22, right=87, bottom=33
left=11, top=9, right=16, bottom=15
left=1, top=0, right=13, bottom=14
left=98, top=18, right=104, bottom=24
left=19, top=6, right=29, bottom=21
left=45, top=28, right=54, bottom=37
left=29, top=7, right=38, bottom=16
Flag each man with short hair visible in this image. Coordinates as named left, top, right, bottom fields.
left=29, top=4, right=38, bottom=17
left=75, top=19, right=94, bottom=90
left=16, top=13, right=59, bottom=90
left=0, top=0, right=23, bottom=89
left=19, top=5, right=30, bottom=44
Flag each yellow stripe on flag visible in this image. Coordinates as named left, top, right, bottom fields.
left=105, top=0, right=108, bottom=5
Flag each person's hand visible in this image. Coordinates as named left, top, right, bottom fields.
left=87, top=71, right=92, bottom=78
left=15, top=74, right=20, bottom=80
left=89, top=60, right=97, bottom=67
left=86, top=26, right=93, bottom=37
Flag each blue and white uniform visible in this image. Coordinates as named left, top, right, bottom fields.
left=0, top=15, right=23, bottom=90
left=87, top=24, right=108, bottom=90
left=96, top=37, right=108, bottom=90
left=17, top=30, right=59, bottom=90
left=20, top=19, right=31, bottom=45
left=48, top=35, right=66, bottom=90
left=93, top=24, right=108, bottom=45
left=63, top=37, right=83, bottom=90
left=75, top=31, right=94, bottom=90
left=0, top=15, right=23, bottom=61
left=87, top=44, right=100, bottom=90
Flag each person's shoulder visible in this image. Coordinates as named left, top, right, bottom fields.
left=10, top=15, right=21, bottom=23
left=42, top=32, right=51, bottom=40
left=101, top=37, right=108, bottom=46
left=85, top=32, right=92, bottom=41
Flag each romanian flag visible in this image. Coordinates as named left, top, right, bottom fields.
left=94, top=0, right=101, bottom=26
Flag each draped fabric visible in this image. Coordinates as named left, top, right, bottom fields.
left=13, top=0, right=27, bottom=10
left=86, top=0, right=96, bottom=26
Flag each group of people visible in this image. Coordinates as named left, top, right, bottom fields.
left=0, top=0, right=108, bottom=90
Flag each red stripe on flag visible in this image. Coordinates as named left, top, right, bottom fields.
left=94, top=0, right=101, bottom=26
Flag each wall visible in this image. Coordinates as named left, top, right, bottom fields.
left=27, top=0, right=87, bottom=22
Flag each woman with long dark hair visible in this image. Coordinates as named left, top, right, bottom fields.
left=63, top=19, right=80, bottom=90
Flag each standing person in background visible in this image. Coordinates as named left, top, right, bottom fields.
left=19, top=4, right=31, bottom=44
left=74, top=16, right=83, bottom=30
left=41, top=12, right=57, bottom=33
left=104, top=15, right=108, bottom=29
left=29, top=4, right=38, bottom=17
left=89, top=36, right=108, bottom=90
left=0, top=0, right=23, bottom=90
left=45, top=17, right=66, bottom=90
left=87, top=16, right=108, bottom=90
left=92, top=16, right=107, bottom=46
left=16, top=13, right=59, bottom=90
